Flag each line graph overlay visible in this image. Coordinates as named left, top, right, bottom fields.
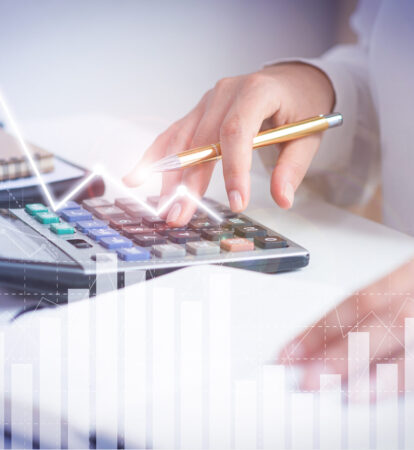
left=0, top=90, right=222, bottom=222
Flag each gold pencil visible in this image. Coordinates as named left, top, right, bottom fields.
left=149, top=113, right=343, bottom=172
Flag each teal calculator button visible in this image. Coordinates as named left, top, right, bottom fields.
left=50, top=223, right=75, bottom=235
left=25, top=203, right=48, bottom=215
left=35, top=212, right=60, bottom=224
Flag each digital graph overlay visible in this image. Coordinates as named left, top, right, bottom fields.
left=2, top=268, right=413, bottom=449
left=0, top=90, right=222, bottom=223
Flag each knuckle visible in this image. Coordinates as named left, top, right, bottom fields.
left=244, top=72, right=268, bottom=90
left=221, top=115, right=243, bottom=139
left=215, top=77, right=233, bottom=91
left=224, top=165, right=247, bottom=181
left=167, top=121, right=181, bottom=136
left=169, top=130, right=192, bottom=151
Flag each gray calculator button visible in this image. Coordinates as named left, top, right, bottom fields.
left=186, top=241, right=220, bottom=255
left=153, top=243, right=186, bottom=258
left=82, top=197, right=112, bottom=211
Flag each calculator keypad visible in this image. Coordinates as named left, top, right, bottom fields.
left=134, top=233, right=167, bottom=247
left=23, top=197, right=290, bottom=264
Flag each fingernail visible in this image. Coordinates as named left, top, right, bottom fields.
left=167, top=203, right=182, bottom=223
left=283, top=182, right=295, bottom=207
left=228, top=190, right=243, bottom=211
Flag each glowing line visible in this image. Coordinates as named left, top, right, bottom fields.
left=0, top=89, right=56, bottom=208
left=186, top=190, right=222, bottom=223
left=0, top=89, right=223, bottom=221
left=54, top=171, right=97, bottom=211
left=156, top=192, right=180, bottom=216
left=99, top=168, right=158, bottom=216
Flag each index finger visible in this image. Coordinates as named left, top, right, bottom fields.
left=220, top=74, right=281, bottom=211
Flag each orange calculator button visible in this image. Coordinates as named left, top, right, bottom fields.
left=220, top=238, right=254, bottom=252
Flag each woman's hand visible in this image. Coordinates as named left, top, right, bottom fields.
left=123, top=62, right=334, bottom=226
left=279, top=259, right=414, bottom=392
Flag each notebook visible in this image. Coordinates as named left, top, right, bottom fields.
left=0, top=128, right=54, bottom=181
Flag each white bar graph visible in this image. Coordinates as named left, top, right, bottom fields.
left=262, top=365, right=285, bottom=449
left=348, top=332, right=370, bottom=450
left=405, top=318, right=414, bottom=449
left=234, top=380, right=257, bottom=450
left=95, top=252, right=118, bottom=294
left=320, top=374, right=341, bottom=450
left=208, top=274, right=231, bottom=449
left=67, top=289, right=90, bottom=449
left=39, top=317, right=62, bottom=449
left=0, top=332, right=4, bottom=449
left=95, top=253, right=118, bottom=448
left=124, top=272, right=147, bottom=449
left=11, top=364, right=33, bottom=449
left=152, top=287, right=176, bottom=449
left=180, top=301, right=203, bottom=449
left=291, top=392, right=314, bottom=450
left=376, top=364, right=398, bottom=449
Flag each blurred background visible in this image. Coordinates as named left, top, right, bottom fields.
left=0, top=0, right=356, bottom=124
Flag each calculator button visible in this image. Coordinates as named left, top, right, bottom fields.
left=100, top=236, right=133, bottom=249
left=234, top=225, right=267, bottom=238
left=202, top=197, right=217, bottom=206
left=122, top=226, right=154, bottom=238
left=93, top=206, right=125, bottom=220
left=67, top=239, right=93, bottom=249
left=168, top=230, right=201, bottom=244
left=76, top=219, right=107, bottom=232
left=109, top=216, right=142, bottom=230
left=117, top=246, right=151, bottom=261
left=142, top=216, right=165, bottom=227
left=134, top=233, right=167, bottom=247
left=201, top=228, right=234, bottom=241
left=35, top=212, right=60, bottom=224
left=88, top=228, right=119, bottom=241
left=152, top=243, right=186, bottom=258
left=82, top=197, right=112, bottom=211
left=214, top=205, right=238, bottom=218
left=50, top=223, right=75, bottom=235
left=186, top=241, right=220, bottom=255
left=56, top=201, right=80, bottom=211
left=191, top=212, right=208, bottom=220
left=222, top=217, right=253, bottom=229
left=114, top=197, right=138, bottom=210
left=25, top=203, right=48, bottom=215
left=61, top=209, right=93, bottom=222
left=155, top=225, right=188, bottom=236
left=124, top=204, right=149, bottom=218
left=254, top=235, right=288, bottom=249
left=189, top=219, right=217, bottom=230
left=220, top=238, right=254, bottom=252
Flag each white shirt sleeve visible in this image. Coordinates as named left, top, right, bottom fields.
left=263, top=0, right=382, bottom=207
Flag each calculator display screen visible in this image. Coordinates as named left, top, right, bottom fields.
left=0, top=209, right=77, bottom=265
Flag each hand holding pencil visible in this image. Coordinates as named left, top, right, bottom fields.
left=124, top=62, right=338, bottom=226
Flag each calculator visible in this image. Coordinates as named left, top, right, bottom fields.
left=0, top=196, right=309, bottom=294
